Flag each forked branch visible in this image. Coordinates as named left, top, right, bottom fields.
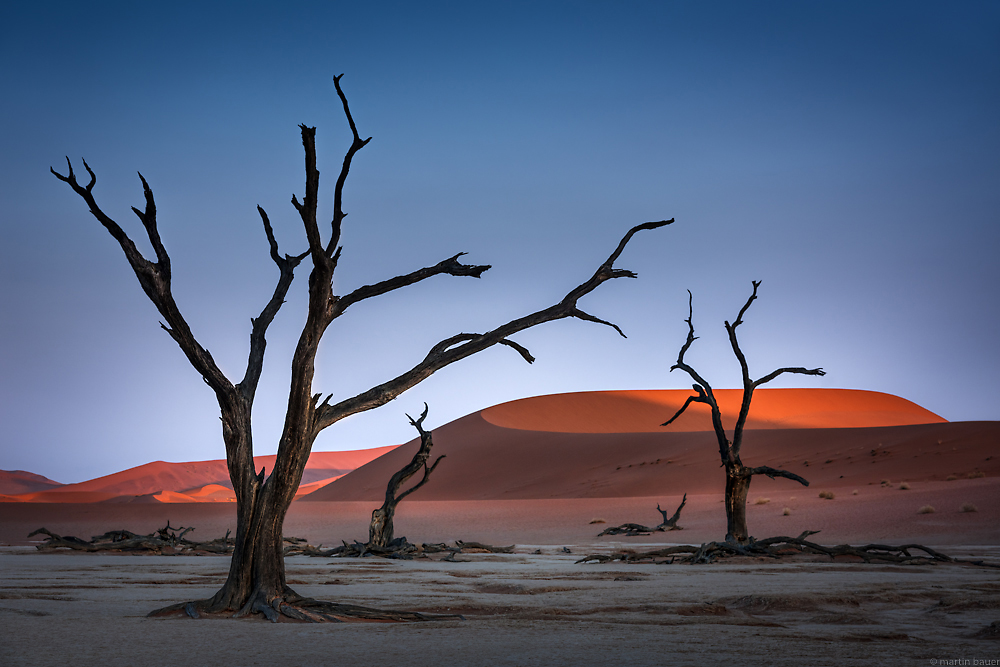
left=395, top=405, right=446, bottom=504
left=329, top=73, right=372, bottom=257
left=314, top=219, right=674, bottom=431
left=725, top=280, right=825, bottom=457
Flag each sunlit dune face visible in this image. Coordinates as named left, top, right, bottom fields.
left=481, top=389, right=946, bottom=434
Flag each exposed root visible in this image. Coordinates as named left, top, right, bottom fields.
left=149, top=589, right=463, bottom=623
left=598, top=494, right=687, bottom=536
left=577, top=530, right=999, bottom=567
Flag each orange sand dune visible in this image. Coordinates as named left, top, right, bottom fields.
left=0, top=470, right=64, bottom=495
left=182, top=483, right=236, bottom=502
left=482, top=388, right=945, bottom=433
left=5, top=447, right=396, bottom=503
left=309, top=413, right=997, bottom=501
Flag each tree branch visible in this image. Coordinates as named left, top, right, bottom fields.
left=390, top=405, right=443, bottom=504
left=314, top=219, right=674, bottom=431
left=293, top=125, right=328, bottom=265
left=328, top=74, right=372, bottom=258
left=665, top=291, right=731, bottom=463
left=726, top=281, right=760, bottom=458
left=52, top=159, right=234, bottom=401
left=746, top=465, right=810, bottom=487
left=130, top=172, right=170, bottom=276
left=753, top=366, right=826, bottom=388
left=661, top=386, right=710, bottom=426
left=333, top=253, right=491, bottom=317
left=237, top=206, right=308, bottom=402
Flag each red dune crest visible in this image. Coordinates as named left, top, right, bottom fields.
left=481, top=388, right=945, bottom=434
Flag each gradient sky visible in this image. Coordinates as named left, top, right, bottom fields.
left=1, top=1, right=998, bottom=484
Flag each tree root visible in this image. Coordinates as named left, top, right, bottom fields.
left=148, top=590, right=464, bottom=623
left=598, top=495, right=687, bottom=536
left=577, top=530, right=1000, bottom=567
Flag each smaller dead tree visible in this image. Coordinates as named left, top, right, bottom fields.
left=663, top=281, right=824, bottom=545
left=368, top=405, right=443, bottom=549
left=598, top=494, right=687, bottom=536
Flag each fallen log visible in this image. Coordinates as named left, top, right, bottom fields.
left=576, top=531, right=998, bottom=567
left=598, top=494, right=687, bottom=536
left=307, top=539, right=517, bottom=559
left=28, top=525, right=273, bottom=556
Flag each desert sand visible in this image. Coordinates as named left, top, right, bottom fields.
left=1, top=388, right=997, bottom=665
left=2, top=545, right=999, bottom=666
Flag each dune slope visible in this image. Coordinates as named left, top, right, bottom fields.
left=8, top=447, right=396, bottom=502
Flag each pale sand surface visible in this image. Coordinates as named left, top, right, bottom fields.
left=1, top=547, right=999, bottom=666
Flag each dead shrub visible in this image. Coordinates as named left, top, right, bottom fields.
left=968, top=471, right=986, bottom=479
left=782, top=507, right=791, bottom=516
left=852, top=490, right=859, bottom=495
left=918, top=505, right=935, bottom=514
left=754, top=498, right=770, bottom=505
left=899, top=482, right=910, bottom=490
left=818, top=491, right=835, bottom=500
left=946, top=475, right=958, bottom=481
left=960, top=503, right=978, bottom=513
left=589, top=518, right=606, bottom=524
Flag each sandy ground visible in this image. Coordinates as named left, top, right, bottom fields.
left=1, top=546, right=999, bottom=667
left=3, top=476, right=997, bottom=549
left=1, top=489, right=998, bottom=665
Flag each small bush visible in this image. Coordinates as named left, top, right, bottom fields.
left=589, top=518, right=606, bottom=524
left=960, top=503, right=978, bottom=513
left=782, top=507, right=791, bottom=516
left=918, top=505, right=935, bottom=514
left=968, top=471, right=986, bottom=479
left=754, top=498, right=770, bottom=505
left=880, top=479, right=891, bottom=486
left=899, top=482, right=910, bottom=490
left=818, top=491, right=835, bottom=500
left=946, top=475, right=958, bottom=481
left=852, top=489, right=859, bottom=495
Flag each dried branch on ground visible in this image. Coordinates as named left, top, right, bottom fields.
left=598, top=495, right=687, bottom=536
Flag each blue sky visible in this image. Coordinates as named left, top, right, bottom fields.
left=1, top=1, right=997, bottom=483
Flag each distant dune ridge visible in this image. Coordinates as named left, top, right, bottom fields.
left=3, top=447, right=397, bottom=503
left=4, top=389, right=995, bottom=507
left=0, top=470, right=64, bottom=496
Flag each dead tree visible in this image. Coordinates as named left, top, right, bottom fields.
left=52, top=75, right=672, bottom=622
left=663, top=282, right=824, bottom=545
left=368, top=404, right=443, bottom=549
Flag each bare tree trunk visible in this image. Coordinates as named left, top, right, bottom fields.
left=663, top=283, right=821, bottom=545
left=724, top=464, right=752, bottom=544
left=369, top=405, right=443, bottom=548
left=53, top=75, right=672, bottom=620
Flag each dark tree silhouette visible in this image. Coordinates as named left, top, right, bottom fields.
left=52, top=75, right=672, bottom=621
left=662, top=281, right=824, bottom=545
left=368, top=404, right=443, bottom=549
